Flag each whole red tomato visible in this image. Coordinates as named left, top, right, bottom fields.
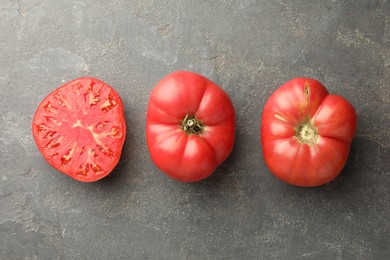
left=261, top=78, right=357, bottom=187
left=146, top=71, right=235, bottom=182
left=32, top=78, right=126, bottom=182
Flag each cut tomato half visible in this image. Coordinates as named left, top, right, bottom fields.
left=32, top=78, right=126, bottom=182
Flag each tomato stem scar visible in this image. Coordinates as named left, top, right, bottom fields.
left=295, top=120, right=318, bottom=146
left=181, top=114, right=204, bottom=135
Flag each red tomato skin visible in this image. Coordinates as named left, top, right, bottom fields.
left=32, top=77, right=126, bottom=182
left=146, top=71, right=235, bottom=182
left=261, top=78, right=357, bottom=187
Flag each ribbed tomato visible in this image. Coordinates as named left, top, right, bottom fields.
left=261, top=78, right=357, bottom=187
left=146, top=71, right=235, bottom=182
left=32, top=78, right=126, bottom=182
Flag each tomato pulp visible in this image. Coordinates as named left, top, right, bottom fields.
left=261, top=78, right=357, bottom=187
left=32, top=78, right=126, bottom=182
left=146, top=71, right=236, bottom=182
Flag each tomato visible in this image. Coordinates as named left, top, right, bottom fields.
left=261, top=78, right=357, bottom=187
left=146, top=71, right=235, bottom=182
left=32, top=78, right=126, bottom=182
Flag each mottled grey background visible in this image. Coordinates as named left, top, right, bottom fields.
left=0, top=0, right=389, bottom=259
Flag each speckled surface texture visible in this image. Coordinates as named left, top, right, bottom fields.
left=1, top=0, right=389, bottom=259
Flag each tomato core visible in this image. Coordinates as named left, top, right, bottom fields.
left=181, top=114, right=204, bottom=135
left=295, top=121, right=318, bottom=146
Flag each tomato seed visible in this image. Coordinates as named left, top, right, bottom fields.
left=108, top=126, right=121, bottom=138
left=38, top=123, right=47, bottom=133
left=43, top=131, right=57, bottom=139
left=43, top=102, right=58, bottom=114
left=45, top=116, right=57, bottom=124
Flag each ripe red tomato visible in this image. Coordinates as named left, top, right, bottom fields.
left=146, top=71, right=236, bottom=182
left=261, top=78, right=357, bottom=187
left=32, top=78, right=126, bottom=182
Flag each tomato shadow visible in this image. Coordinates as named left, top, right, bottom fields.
left=179, top=126, right=264, bottom=198
left=320, top=137, right=364, bottom=192
left=180, top=145, right=243, bottom=197
left=97, top=157, right=129, bottom=187
left=261, top=136, right=379, bottom=236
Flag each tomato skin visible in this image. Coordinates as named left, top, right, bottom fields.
left=146, top=71, right=235, bottom=182
left=32, top=78, right=126, bottom=182
left=261, top=78, right=357, bottom=187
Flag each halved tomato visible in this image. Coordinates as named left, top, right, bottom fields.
left=32, top=78, right=126, bottom=182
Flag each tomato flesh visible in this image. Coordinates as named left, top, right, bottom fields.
left=261, top=78, right=357, bottom=187
left=32, top=78, right=126, bottom=182
left=146, top=71, right=235, bottom=182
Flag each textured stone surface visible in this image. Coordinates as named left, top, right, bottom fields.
left=0, top=0, right=389, bottom=259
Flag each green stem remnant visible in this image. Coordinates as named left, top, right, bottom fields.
left=181, top=114, right=204, bottom=135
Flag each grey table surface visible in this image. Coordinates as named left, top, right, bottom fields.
left=1, top=0, right=389, bottom=259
